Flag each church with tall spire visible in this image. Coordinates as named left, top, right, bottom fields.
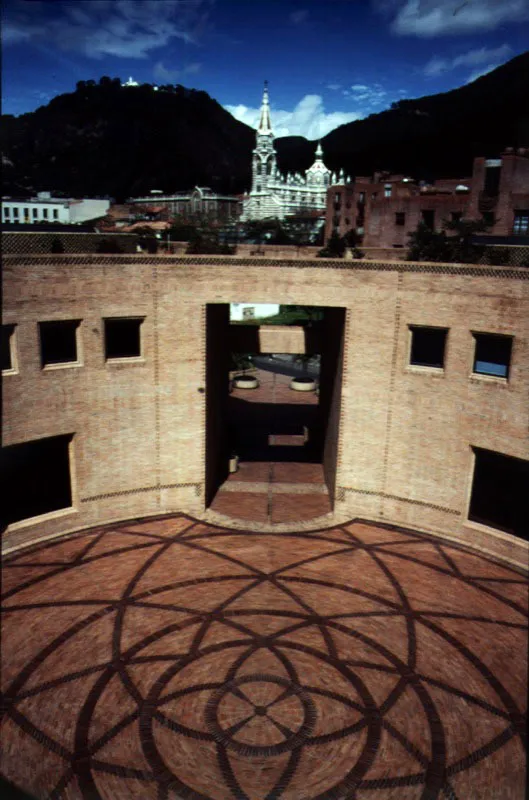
left=241, top=82, right=350, bottom=221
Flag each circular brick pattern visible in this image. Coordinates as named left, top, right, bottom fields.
left=1, top=514, right=527, bottom=799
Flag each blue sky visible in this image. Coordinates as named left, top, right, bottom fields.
left=2, top=0, right=529, bottom=136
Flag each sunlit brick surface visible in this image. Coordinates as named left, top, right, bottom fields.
left=2, top=514, right=527, bottom=799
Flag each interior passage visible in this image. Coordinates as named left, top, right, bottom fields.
left=210, top=366, right=332, bottom=523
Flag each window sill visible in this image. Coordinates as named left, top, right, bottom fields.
left=106, top=356, right=145, bottom=366
left=406, top=365, right=445, bottom=376
left=469, top=373, right=508, bottom=385
left=2, top=368, right=19, bottom=376
left=463, top=518, right=524, bottom=545
left=6, top=505, right=78, bottom=533
left=42, top=361, right=82, bottom=372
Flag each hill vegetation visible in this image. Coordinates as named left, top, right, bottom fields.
left=1, top=53, right=528, bottom=201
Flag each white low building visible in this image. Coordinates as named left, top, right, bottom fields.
left=230, top=303, right=280, bottom=321
left=2, top=193, right=110, bottom=225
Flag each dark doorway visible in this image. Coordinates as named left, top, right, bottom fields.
left=1, top=434, right=73, bottom=527
left=468, top=448, right=529, bottom=539
left=205, top=305, right=346, bottom=519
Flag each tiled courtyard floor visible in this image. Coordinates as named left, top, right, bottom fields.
left=212, top=366, right=331, bottom=524
left=1, top=514, right=527, bottom=799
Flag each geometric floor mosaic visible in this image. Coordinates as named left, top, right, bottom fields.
left=1, top=515, right=527, bottom=799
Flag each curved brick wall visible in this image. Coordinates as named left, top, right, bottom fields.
left=2, top=255, right=528, bottom=568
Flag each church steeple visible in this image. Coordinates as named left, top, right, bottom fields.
left=315, top=141, right=323, bottom=159
left=258, top=80, right=273, bottom=135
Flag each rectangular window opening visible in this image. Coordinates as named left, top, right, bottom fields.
left=513, top=211, right=529, bottom=235
left=395, top=212, right=405, bottom=226
left=2, top=324, right=17, bottom=372
left=39, top=320, right=80, bottom=367
left=409, top=325, right=448, bottom=369
left=473, top=332, right=512, bottom=379
left=39, top=319, right=81, bottom=368
left=421, top=210, right=435, bottom=229
left=468, top=448, right=528, bottom=538
left=104, top=317, right=143, bottom=359
left=0, top=434, right=74, bottom=527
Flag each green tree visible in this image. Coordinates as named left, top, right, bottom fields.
left=96, top=237, right=123, bottom=254
left=406, top=222, right=452, bottom=262
left=317, top=229, right=346, bottom=258
left=442, top=217, right=490, bottom=263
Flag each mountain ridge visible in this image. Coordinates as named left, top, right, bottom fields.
left=1, top=52, right=528, bottom=202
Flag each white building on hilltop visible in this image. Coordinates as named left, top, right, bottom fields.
left=241, top=82, right=350, bottom=221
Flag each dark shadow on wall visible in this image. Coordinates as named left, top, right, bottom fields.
left=205, top=304, right=231, bottom=507
left=226, top=397, right=321, bottom=463
left=318, top=308, right=346, bottom=506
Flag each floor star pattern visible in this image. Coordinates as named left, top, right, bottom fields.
left=1, top=514, right=527, bottom=799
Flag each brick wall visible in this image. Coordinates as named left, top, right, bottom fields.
left=2, top=254, right=528, bottom=568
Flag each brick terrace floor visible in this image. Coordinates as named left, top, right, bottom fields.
left=1, top=514, right=527, bottom=799
left=211, top=368, right=331, bottom=524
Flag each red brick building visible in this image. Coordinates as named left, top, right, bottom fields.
left=325, top=148, right=529, bottom=248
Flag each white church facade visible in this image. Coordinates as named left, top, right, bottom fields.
left=241, top=82, right=350, bottom=221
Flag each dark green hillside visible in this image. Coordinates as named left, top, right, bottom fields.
left=320, top=51, right=529, bottom=180
left=1, top=53, right=528, bottom=201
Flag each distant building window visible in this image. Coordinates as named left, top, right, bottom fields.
left=104, top=317, right=143, bottom=360
left=32, top=208, right=38, bottom=219
left=468, top=448, right=528, bottom=537
left=384, top=185, right=392, bottom=198
left=473, top=333, right=512, bottom=379
left=332, top=215, right=340, bottom=227
left=256, top=184, right=261, bottom=193
left=23, top=207, right=29, bottom=220
left=371, top=192, right=378, bottom=200
left=13, top=207, right=19, bottom=218
left=52, top=209, right=59, bottom=220
left=345, top=218, right=350, bottom=226
left=421, top=209, right=435, bottom=229
left=395, top=212, right=405, bottom=226
left=484, top=165, right=501, bottom=197
left=358, top=192, right=365, bottom=203
left=513, top=211, right=529, bottom=235
left=334, top=192, right=341, bottom=205
left=2, top=325, right=16, bottom=373
left=451, top=211, right=462, bottom=223
left=4, top=207, right=11, bottom=218
left=39, top=320, right=81, bottom=367
left=42, top=208, right=48, bottom=219
left=482, top=211, right=495, bottom=227
left=409, top=326, right=448, bottom=369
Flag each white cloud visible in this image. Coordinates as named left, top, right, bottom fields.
left=225, top=94, right=362, bottom=138
left=374, top=0, right=529, bottom=37
left=466, top=63, right=499, bottom=82
left=343, top=83, right=388, bottom=106
left=424, top=43, right=512, bottom=75
left=290, top=9, right=309, bottom=25
left=153, top=61, right=201, bottom=82
left=326, top=83, right=342, bottom=91
left=3, top=0, right=211, bottom=58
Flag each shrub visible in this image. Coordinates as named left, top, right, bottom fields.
left=318, top=230, right=346, bottom=258
left=484, top=247, right=511, bottom=266
left=96, top=238, right=123, bottom=254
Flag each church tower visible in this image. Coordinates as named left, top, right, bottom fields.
left=251, top=81, right=277, bottom=197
